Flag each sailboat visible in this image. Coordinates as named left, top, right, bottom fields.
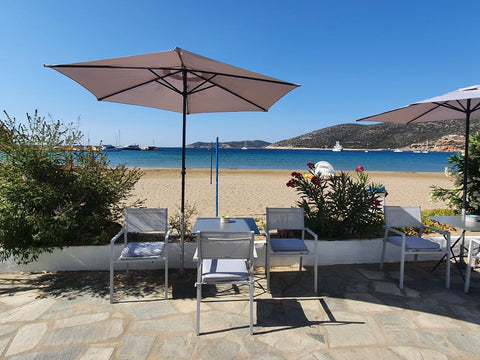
left=241, top=140, right=248, bottom=150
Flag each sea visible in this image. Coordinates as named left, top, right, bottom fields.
left=104, top=148, right=456, bottom=172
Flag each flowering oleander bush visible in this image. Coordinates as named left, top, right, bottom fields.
left=430, top=132, right=480, bottom=214
left=0, top=110, right=143, bottom=264
left=286, top=162, right=385, bottom=239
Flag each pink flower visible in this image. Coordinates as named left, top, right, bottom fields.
left=307, top=162, right=315, bottom=169
left=291, top=171, right=302, bottom=179
left=286, top=179, right=297, bottom=188
left=355, top=166, right=365, bottom=173
left=311, top=176, right=320, bottom=186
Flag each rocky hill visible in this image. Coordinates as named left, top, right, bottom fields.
left=188, top=140, right=271, bottom=149
left=270, top=119, right=480, bottom=152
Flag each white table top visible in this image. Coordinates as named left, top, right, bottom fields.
left=428, top=215, right=480, bottom=232
left=192, top=217, right=260, bottom=234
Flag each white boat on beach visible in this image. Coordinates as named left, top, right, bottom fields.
left=122, top=144, right=141, bottom=150
left=332, top=141, right=343, bottom=152
left=101, top=144, right=121, bottom=152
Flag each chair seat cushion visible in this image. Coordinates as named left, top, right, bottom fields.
left=120, top=242, right=165, bottom=259
left=202, top=259, right=249, bottom=283
left=387, top=236, right=441, bottom=251
left=270, top=238, right=309, bottom=253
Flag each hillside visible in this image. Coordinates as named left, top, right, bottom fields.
left=188, top=140, right=271, bottom=149
left=269, top=119, right=480, bottom=152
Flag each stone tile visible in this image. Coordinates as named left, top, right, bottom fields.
left=386, top=331, right=413, bottom=344
left=375, top=313, right=416, bottom=329
left=117, top=301, right=176, bottom=320
left=199, top=339, right=240, bottom=360
left=156, top=335, right=197, bottom=360
left=446, top=331, right=480, bottom=357
left=373, top=281, right=403, bottom=296
left=6, top=323, right=48, bottom=356
left=356, top=268, right=387, bottom=281
left=325, top=314, right=380, bottom=348
left=0, top=324, right=17, bottom=337
left=44, top=319, right=123, bottom=346
left=413, top=313, right=461, bottom=329
left=329, top=347, right=401, bottom=360
left=260, top=329, right=327, bottom=352
left=0, top=298, right=56, bottom=323
left=389, top=346, right=449, bottom=360
left=7, top=347, right=84, bottom=360
left=0, top=290, right=39, bottom=307
left=415, top=330, right=448, bottom=349
left=78, top=347, right=115, bottom=360
left=129, top=314, right=194, bottom=333
left=118, top=334, right=156, bottom=360
left=54, top=312, right=110, bottom=328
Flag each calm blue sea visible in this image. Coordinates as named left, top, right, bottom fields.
left=104, top=148, right=455, bottom=172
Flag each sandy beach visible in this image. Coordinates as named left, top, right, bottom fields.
left=127, top=168, right=453, bottom=221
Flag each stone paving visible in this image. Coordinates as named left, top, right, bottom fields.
left=0, top=261, right=479, bottom=360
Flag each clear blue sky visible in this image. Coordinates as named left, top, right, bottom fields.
left=1, top=1, right=479, bottom=147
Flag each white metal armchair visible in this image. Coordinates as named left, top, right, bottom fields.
left=195, top=231, right=255, bottom=335
left=382, top=205, right=450, bottom=289
left=110, top=208, right=171, bottom=303
left=265, top=208, right=318, bottom=293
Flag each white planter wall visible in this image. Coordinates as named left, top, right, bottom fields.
left=0, top=237, right=449, bottom=272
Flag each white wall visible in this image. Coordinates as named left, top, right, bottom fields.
left=0, top=237, right=450, bottom=272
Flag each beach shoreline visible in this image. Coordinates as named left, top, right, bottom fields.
left=127, top=168, right=453, bottom=221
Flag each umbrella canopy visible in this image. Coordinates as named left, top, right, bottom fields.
left=357, top=85, right=480, bottom=214
left=45, top=47, right=300, bottom=273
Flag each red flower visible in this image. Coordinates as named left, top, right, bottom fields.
left=286, top=179, right=297, bottom=188
left=291, top=171, right=302, bottom=179
left=307, top=162, right=315, bottom=169
left=355, top=166, right=365, bottom=172
left=311, top=176, right=320, bottom=186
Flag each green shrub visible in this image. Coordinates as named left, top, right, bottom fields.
left=430, top=132, right=480, bottom=214
left=0, top=110, right=143, bottom=264
left=286, top=163, right=384, bottom=239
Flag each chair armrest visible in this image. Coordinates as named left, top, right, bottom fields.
left=305, top=227, right=318, bottom=240
left=165, top=229, right=172, bottom=242
left=421, top=225, right=450, bottom=237
left=110, top=230, right=125, bottom=245
left=384, top=226, right=405, bottom=237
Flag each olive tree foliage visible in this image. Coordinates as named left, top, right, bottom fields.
left=430, top=132, right=480, bottom=214
left=0, top=110, right=143, bottom=264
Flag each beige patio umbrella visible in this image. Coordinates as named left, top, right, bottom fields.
left=357, top=85, right=480, bottom=215
left=45, top=47, right=300, bottom=273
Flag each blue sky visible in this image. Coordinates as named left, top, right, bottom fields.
left=1, top=1, right=479, bottom=147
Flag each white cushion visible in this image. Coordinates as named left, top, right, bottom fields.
left=270, top=238, right=309, bottom=253
left=120, top=242, right=165, bottom=259
left=201, top=259, right=248, bottom=283
left=387, top=236, right=440, bottom=251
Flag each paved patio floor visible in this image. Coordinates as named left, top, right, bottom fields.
left=0, top=261, right=479, bottom=359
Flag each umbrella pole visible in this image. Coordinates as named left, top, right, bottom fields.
left=462, top=99, right=471, bottom=216
left=180, top=72, right=187, bottom=277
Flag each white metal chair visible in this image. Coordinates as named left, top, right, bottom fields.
left=382, top=205, right=450, bottom=289
left=195, top=231, right=255, bottom=335
left=110, top=208, right=171, bottom=303
left=265, top=208, right=318, bottom=293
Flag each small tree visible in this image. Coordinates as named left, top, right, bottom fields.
left=430, top=132, right=480, bottom=214
left=286, top=163, right=384, bottom=238
left=0, top=110, right=143, bottom=264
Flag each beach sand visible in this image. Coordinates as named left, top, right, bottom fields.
left=127, top=169, right=453, bottom=221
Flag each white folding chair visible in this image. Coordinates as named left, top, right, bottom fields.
left=265, top=208, right=318, bottom=293
left=382, top=205, right=450, bottom=289
left=195, top=231, right=255, bottom=335
left=110, top=208, right=171, bottom=303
